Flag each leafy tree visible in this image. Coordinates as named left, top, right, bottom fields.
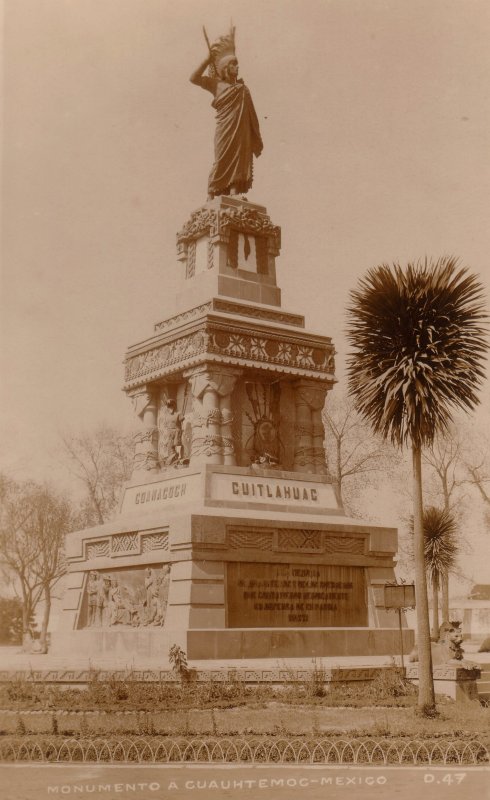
left=409, top=507, right=459, bottom=638
left=60, top=425, right=133, bottom=526
left=0, top=597, right=26, bottom=644
left=347, top=257, right=487, bottom=714
left=0, top=476, right=71, bottom=652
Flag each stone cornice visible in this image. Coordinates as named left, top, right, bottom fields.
left=124, top=319, right=335, bottom=390
left=153, top=299, right=305, bottom=333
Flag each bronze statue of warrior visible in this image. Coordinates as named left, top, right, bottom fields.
left=190, top=26, right=263, bottom=199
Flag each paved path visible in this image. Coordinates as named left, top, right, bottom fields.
left=2, top=764, right=489, bottom=800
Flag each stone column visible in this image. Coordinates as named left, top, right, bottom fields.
left=309, top=385, right=329, bottom=474
left=220, top=391, right=235, bottom=466
left=184, top=366, right=241, bottom=466
left=293, top=382, right=314, bottom=473
left=130, top=387, right=159, bottom=474
left=293, top=380, right=328, bottom=474
left=201, top=383, right=221, bottom=465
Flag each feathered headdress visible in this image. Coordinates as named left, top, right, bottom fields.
left=203, top=25, right=236, bottom=78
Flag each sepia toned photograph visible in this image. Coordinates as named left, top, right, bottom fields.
left=1, top=1, right=489, bottom=797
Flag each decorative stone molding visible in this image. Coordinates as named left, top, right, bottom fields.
left=324, top=536, right=365, bottom=555
left=220, top=206, right=281, bottom=252
left=154, top=303, right=212, bottom=333
left=228, top=527, right=275, bottom=551
left=176, top=207, right=219, bottom=251
left=278, top=529, right=323, bottom=551
left=225, top=527, right=367, bottom=555
left=0, top=665, right=395, bottom=685
left=85, top=540, right=110, bottom=560
left=141, top=531, right=169, bottom=552
left=175, top=200, right=283, bottom=282
left=82, top=530, right=169, bottom=560
left=153, top=299, right=304, bottom=334
left=406, top=663, right=481, bottom=680
left=212, top=299, right=304, bottom=327
left=176, top=204, right=281, bottom=258
left=124, top=324, right=335, bottom=389
left=111, top=533, right=139, bottom=554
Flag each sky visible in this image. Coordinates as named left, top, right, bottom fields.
left=1, top=0, right=490, bottom=578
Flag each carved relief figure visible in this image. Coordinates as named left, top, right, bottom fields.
left=155, top=564, right=171, bottom=625
left=99, top=575, right=112, bottom=627
left=144, top=567, right=160, bottom=625
left=190, top=27, right=263, bottom=199
left=158, top=397, right=184, bottom=467
left=87, top=571, right=100, bottom=627
left=245, top=382, right=281, bottom=466
left=109, top=577, right=131, bottom=626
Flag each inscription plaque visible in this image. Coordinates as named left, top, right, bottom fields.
left=227, top=562, right=367, bottom=627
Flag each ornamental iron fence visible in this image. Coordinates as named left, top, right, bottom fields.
left=0, top=736, right=488, bottom=765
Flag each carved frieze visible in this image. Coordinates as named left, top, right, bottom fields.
left=85, top=540, right=110, bottom=560
left=111, top=533, right=139, bottom=554
left=225, top=527, right=367, bottom=555
left=125, top=323, right=335, bottom=388
left=177, top=207, right=219, bottom=246
left=83, top=531, right=169, bottom=560
left=324, top=536, right=365, bottom=555
left=278, top=529, right=323, bottom=551
left=141, top=531, right=169, bottom=552
left=228, top=527, right=274, bottom=551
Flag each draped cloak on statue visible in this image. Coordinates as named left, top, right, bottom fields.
left=208, top=79, right=263, bottom=197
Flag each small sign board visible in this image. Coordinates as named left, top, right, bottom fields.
left=383, top=582, right=415, bottom=609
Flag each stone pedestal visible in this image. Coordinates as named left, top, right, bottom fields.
left=406, top=662, right=481, bottom=701
left=53, top=196, right=412, bottom=662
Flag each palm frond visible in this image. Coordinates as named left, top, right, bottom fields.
left=408, top=506, right=459, bottom=584
left=346, top=256, right=488, bottom=447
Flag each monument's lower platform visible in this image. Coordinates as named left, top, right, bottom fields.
left=53, top=465, right=412, bottom=662
left=50, top=626, right=414, bottom=660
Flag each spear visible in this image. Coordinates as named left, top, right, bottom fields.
left=202, top=26, right=212, bottom=55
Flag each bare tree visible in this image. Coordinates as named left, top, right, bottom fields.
left=459, top=426, right=490, bottom=508
left=323, top=392, right=398, bottom=514
left=0, top=476, right=71, bottom=652
left=60, top=425, right=133, bottom=527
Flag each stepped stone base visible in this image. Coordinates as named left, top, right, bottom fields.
left=49, top=626, right=414, bottom=661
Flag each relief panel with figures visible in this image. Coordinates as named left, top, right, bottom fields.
left=77, top=564, right=171, bottom=629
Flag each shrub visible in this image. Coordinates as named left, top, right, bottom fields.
left=169, top=644, right=189, bottom=681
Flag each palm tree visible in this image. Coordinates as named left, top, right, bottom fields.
left=346, top=257, right=487, bottom=714
left=409, top=507, right=459, bottom=639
